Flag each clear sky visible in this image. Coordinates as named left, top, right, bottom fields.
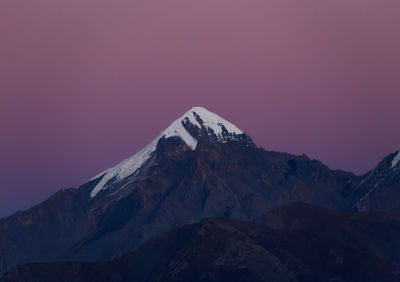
left=1, top=0, right=400, bottom=217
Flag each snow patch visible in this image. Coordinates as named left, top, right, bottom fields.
left=359, top=178, right=384, bottom=202
left=391, top=150, right=400, bottom=168
left=90, top=136, right=160, bottom=198
left=188, top=106, right=243, bottom=137
left=163, top=119, right=198, bottom=150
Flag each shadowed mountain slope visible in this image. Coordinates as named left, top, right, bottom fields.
left=2, top=204, right=400, bottom=282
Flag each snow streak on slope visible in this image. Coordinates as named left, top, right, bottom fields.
left=391, top=150, right=400, bottom=168
left=89, top=137, right=160, bottom=198
left=89, top=106, right=243, bottom=198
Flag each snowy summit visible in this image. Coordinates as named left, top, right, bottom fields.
left=89, top=106, right=244, bottom=198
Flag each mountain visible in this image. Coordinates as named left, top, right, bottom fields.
left=88, top=106, right=249, bottom=198
left=350, top=150, right=400, bottom=211
left=0, top=106, right=360, bottom=276
left=2, top=203, right=400, bottom=282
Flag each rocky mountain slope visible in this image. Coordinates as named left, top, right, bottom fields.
left=2, top=203, right=400, bottom=282
left=350, top=150, right=400, bottom=211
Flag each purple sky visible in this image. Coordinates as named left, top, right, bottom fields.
left=1, top=0, right=400, bottom=217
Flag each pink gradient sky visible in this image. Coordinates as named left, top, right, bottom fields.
left=1, top=0, right=400, bottom=217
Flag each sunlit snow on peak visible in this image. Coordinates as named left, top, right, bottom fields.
left=187, top=106, right=243, bottom=136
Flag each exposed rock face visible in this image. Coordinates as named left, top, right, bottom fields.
left=2, top=204, right=400, bottom=282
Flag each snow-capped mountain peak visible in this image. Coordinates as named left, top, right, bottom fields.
left=89, top=106, right=244, bottom=198
left=163, top=106, right=243, bottom=145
